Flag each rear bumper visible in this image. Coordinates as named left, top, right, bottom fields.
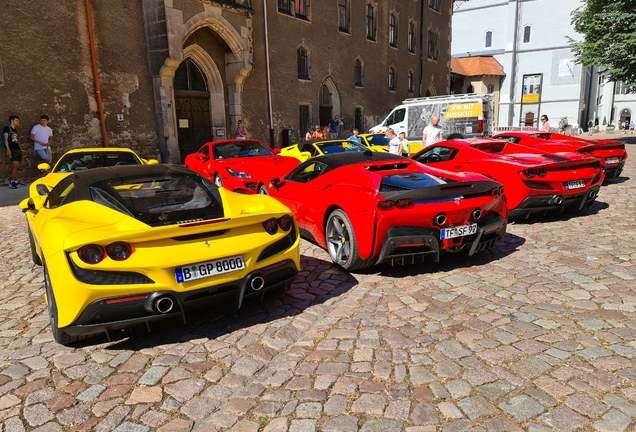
left=376, top=215, right=507, bottom=265
left=63, top=259, right=298, bottom=337
left=509, top=185, right=601, bottom=218
left=603, top=162, right=624, bottom=180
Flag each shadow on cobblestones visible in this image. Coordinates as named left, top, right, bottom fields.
left=511, top=199, right=610, bottom=225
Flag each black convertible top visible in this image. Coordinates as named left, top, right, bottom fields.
left=69, top=164, right=192, bottom=189
left=312, top=151, right=406, bottom=170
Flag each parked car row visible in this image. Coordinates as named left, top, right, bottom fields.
left=20, top=130, right=627, bottom=345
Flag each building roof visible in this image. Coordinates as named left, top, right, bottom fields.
left=451, top=57, right=505, bottom=77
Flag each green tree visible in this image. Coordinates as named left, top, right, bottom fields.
left=570, top=0, right=636, bottom=84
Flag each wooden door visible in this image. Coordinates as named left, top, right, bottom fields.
left=175, top=94, right=212, bottom=163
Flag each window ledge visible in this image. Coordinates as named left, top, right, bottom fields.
left=278, top=9, right=294, bottom=17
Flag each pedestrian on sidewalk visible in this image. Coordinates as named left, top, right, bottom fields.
left=329, top=115, right=343, bottom=139
left=3, top=115, right=24, bottom=189
left=30, top=115, right=54, bottom=164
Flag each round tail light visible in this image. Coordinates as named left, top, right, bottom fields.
left=524, top=169, right=536, bottom=178
left=537, top=168, right=546, bottom=177
left=263, top=218, right=278, bottom=235
left=396, top=199, right=413, bottom=209
left=378, top=201, right=395, bottom=210
left=278, top=215, right=292, bottom=231
left=78, top=244, right=105, bottom=264
left=106, top=242, right=132, bottom=261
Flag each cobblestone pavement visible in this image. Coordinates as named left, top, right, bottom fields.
left=1, top=141, right=635, bottom=432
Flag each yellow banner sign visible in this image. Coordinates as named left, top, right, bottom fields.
left=522, top=93, right=540, bottom=103
left=444, top=103, right=483, bottom=119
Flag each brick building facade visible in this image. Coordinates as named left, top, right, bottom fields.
left=0, top=0, right=451, bottom=179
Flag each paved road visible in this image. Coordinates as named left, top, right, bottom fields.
left=1, top=142, right=635, bottom=431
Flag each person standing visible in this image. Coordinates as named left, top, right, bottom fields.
left=349, top=128, right=361, bottom=143
left=386, top=128, right=403, bottom=155
left=234, top=120, right=248, bottom=139
left=30, top=115, right=54, bottom=164
left=329, top=115, right=343, bottom=139
left=399, top=132, right=410, bottom=156
left=422, top=116, right=443, bottom=147
left=3, top=115, right=23, bottom=189
left=539, top=115, right=551, bottom=132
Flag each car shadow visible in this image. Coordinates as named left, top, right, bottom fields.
left=74, top=255, right=359, bottom=350
left=603, top=175, right=630, bottom=186
left=353, top=232, right=526, bottom=278
left=510, top=199, right=610, bottom=225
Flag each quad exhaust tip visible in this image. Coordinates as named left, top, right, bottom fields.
left=249, top=274, right=265, bottom=291
left=548, top=195, right=563, bottom=206
left=471, top=208, right=482, bottom=221
left=433, top=213, right=447, bottom=226
left=154, top=296, right=174, bottom=314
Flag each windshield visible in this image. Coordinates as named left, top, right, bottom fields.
left=213, top=141, right=273, bottom=159
left=315, top=141, right=367, bottom=154
left=54, top=151, right=142, bottom=173
left=90, top=172, right=224, bottom=227
left=365, top=134, right=391, bottom=146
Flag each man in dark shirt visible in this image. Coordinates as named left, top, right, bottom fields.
left=329, top=115, right=343, bottom=139
left=3, top=115, right=23, bottom=189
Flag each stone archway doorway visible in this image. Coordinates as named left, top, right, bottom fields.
left=174, top=58, right=212, bottom=162
left=319, top=77, right=341, bottom=128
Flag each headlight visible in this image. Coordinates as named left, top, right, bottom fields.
left=36, top=184, right=50, bottom=196
left=227, top=167, right=252, bottom=179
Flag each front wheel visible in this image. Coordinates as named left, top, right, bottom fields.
left=44, top=264, right=77, bottom=346
left=325, top=209, right=374, bottom=271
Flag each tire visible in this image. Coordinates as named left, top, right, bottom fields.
left=258, top=185, right=269, bottom=195
left=325, top=209, right=374, bottom=271
left=44, top=264, right=77, bottom=346
left=214, top=174, right=223, bottom=187
left=446, top=133, right=464, bottom=140
left=28, top=226, right=42, bottom=266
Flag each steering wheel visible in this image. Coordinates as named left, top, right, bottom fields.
left=427, top=153, right=442, bottom=162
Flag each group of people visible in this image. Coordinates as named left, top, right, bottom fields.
left=305, top=115, right=345, bottom=141
left=3, top=115, right=54, bottom=189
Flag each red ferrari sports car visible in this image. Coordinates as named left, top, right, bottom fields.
left=264, top=152, right=508, bottom=270
left=492, top=131, right=628, bottom=180
left=185, top=139, right=300, bottom=194
left=411, top=138, right=604, bottom=219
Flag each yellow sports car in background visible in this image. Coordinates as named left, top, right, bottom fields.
left=30, top=147, right=158, bottom=199
left=20, top=164, right=300, bottom=345
left=278, top=139, right=369, bottom=162
left=359, top=133, right=424, bottom=155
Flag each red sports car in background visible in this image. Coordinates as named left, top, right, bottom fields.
left=185, top=140, right=300, bottom=194
left=493, top=131, right=628, bottom=180
left=411, top=138, right=604, bottom=219
left=265, top=152, right=507, bottom=270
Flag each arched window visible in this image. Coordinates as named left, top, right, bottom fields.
left=174, top=59, right=207, bottom=92
left=366, top=4, right=376, bottom=40
left=427, top=31, right=439, bottom=60
left=389, top=14, right=398, bottom=47
left=407, top=71, right=414, bottom=93
left=354, top=59, right=363, bottom=87
left=485, top=31, right=492, bottom=48
left=523, top=26, right=531, bottom=43
left=297, top=47, right=309, bottom=79
left=389, top=67, right=397, bottom=91
left=408, top=21, right=416, bottom=53
left=467, top=84, right=474, bottom=93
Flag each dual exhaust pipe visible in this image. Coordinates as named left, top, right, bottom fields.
left=548, top=195, right=563, bottom=206
left=433, top=208, right=481, bottom=227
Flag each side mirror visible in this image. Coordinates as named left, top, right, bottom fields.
left=196, top=154, right=206, bottom=161
left=37, top=163, right=51, bottom=172
left=273, top=148, right=281, bottom=155
left=146, top=159, right=159, bottom=165
left=271, top=178, right=286, bottom=191
left=19, top=198, right=36, bottom=213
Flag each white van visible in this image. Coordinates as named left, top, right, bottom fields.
left=370, top=93, right=494, bottom=140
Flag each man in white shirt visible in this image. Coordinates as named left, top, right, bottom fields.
left=31, top=115, right=53, bottom=163
left=422, top=116, right=443, bottom=147
left=387, top=128, right=403, bottom=155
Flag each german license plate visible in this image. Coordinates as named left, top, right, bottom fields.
left=565, top=180, right=586, bottom=190
left=605, top=157, right=619, bottom=164
left=175, top=255, right=244, bottom=283
left=440, top=223, right=478, bottom=240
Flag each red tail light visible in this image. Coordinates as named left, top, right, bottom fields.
left=106, top=242, right=132, bottom=261
left=78, top=244, right=105, bottom=264
left=378, top=201, right=395, bottom=210
left=263, top=218, right=278, bottom=235
left=396, top=199, right=413, bottom=209
left=278, top=215, right=292, bottom=231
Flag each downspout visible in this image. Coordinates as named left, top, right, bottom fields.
left=507, top=0, right=520, bottom=127
left=263, top=0, right=275, bottom=147
left=418, top=0, right=425, bottom=96
left=84, top=0, right=109, bottom=147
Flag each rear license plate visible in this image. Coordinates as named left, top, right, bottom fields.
left=440, top=223, right=478, bottom=240
left=175, top=255, right=245, bottom=283
left=605, top=157, right=619, bottom=164
left=565, top=180, right=586, bottom=190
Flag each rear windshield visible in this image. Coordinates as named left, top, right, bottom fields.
left=54, top=152, right=142, bottom=172
left=380, top=172, right=445, bottom=192
left=316, top=141, right=367, bottom=154
left=366, top=135, right=390, bottom=146
left=90, top=173, right=224, bottom=227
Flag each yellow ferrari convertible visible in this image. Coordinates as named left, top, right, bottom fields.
left=359, top=133, right=424, bottom=155
left=279, top=139, right=370, bottom=162
left=21, top=164, right=300, bottom=345
left=29, top=147, right=158, bottom=200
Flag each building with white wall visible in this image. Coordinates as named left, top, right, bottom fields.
left=595, top=76, right=636, bottom=130
left=452, top=0, right=597, bottom=130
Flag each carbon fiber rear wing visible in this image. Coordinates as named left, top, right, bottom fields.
left=380, top=180, right=503, bottom=201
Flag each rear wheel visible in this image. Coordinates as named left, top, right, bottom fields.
left=325, top=209, right=374, bottom=271
left=44, top=264, right=77, bottom=345
left=258, top=185, right=269, bottom=195
left=28, top=226, right=42, bottom=266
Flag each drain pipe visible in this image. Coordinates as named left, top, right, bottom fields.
left=263, top=0, right=275, bottom=147
left=84, top=0, right=109, bottom=147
